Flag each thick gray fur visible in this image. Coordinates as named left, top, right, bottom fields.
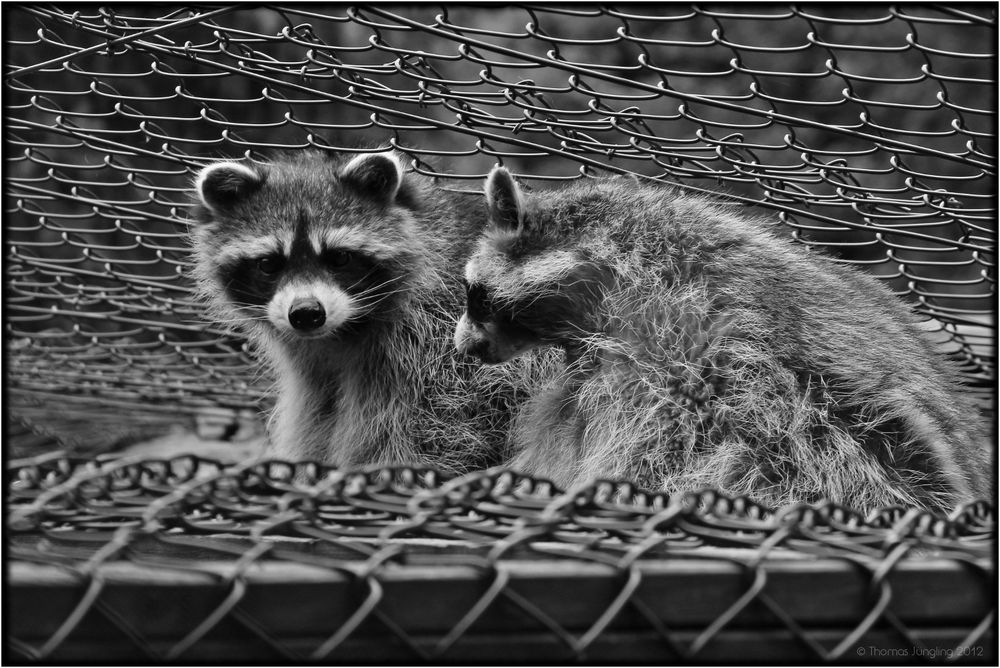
left=462, top=168, right=992, bottom=512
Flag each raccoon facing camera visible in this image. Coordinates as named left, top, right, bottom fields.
left=190, top=150, right=554, bottom=472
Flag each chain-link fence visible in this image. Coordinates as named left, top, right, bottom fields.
left=5, top=4, right=995, bottom=452
left=7, top=455, right=996, bottom=662
left=4, top=6, right=996, bottom=662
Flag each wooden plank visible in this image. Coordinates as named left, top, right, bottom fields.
left=11, top=625, right=996, bottom=663
left=9, top=557, right=992, bottom=643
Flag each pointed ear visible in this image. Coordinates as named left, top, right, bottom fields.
left=195, top=162, right=263, bottom=213
left=339, top=150, right=404, bottom=203
left=485, top=166, right=524, bottom=231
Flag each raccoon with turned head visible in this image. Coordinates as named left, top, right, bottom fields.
left=190, top=150, right=546, bottom=472
left=455, top=167, right=992, bottom=512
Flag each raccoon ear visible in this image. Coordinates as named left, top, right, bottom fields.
left=485, top=166, right=524, bottom=231
left=339, top=151, right=404, bottom=203
left=195, top=162, right=263, bottom=213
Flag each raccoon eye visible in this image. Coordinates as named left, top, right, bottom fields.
left=465, top=281, right=493, bottom=322
left=324, top=249, right=354, bottom=268
left=256, top=255, right=284, bottom=275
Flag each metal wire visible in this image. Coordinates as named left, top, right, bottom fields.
left=6, top=454, right=995, bottom=661
left=4, top=6, right=996, bottom=444
left=4, top=9, right=996, bottom=659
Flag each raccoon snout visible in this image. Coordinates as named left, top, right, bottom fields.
left=288, top=299, right=326, bottom=332
left=455, top=315, right=494, bottom=363
left=461, top=338, right=497, bottom=363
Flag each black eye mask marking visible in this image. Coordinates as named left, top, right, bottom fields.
left=323, top=249, right=354, bottom=268
left=465, top=280, right=494, bottom=322
left=463, top=279, right=543, bottom=345
left=323, top=249, right=380, bottom=293
left=257, top=254, right=285, bottom=276
left=222, top=254, right=284, bottom=308
left=464, top=264, right=612, bottom=345
left=218, top=241, right=408, bottom=330
left=321, top=248, right=408, bottom=324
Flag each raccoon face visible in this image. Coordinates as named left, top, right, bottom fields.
left=454, top=279, right=544, bottom=364
left=217, top=234, right=393, bottom=340
left=193, top=151, right=419, bottom=341
left=455, top=166, right=610, bottom=364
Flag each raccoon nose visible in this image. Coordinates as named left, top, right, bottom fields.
left=288, top=299, right=326, bottom=331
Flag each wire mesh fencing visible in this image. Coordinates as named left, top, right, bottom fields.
left=4, top=4, right=996, bottom=451
left=6, top=453, right=996, bottom=662
left=4, top=8, right=997, bottom=661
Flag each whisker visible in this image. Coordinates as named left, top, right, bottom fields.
left=349, top=274, right=407, bottom=297
left=213, top=315, right=272, bottom=324
left=355, top=281, right=404, bottom=298
left=352, top=287, right=411, bottom=305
